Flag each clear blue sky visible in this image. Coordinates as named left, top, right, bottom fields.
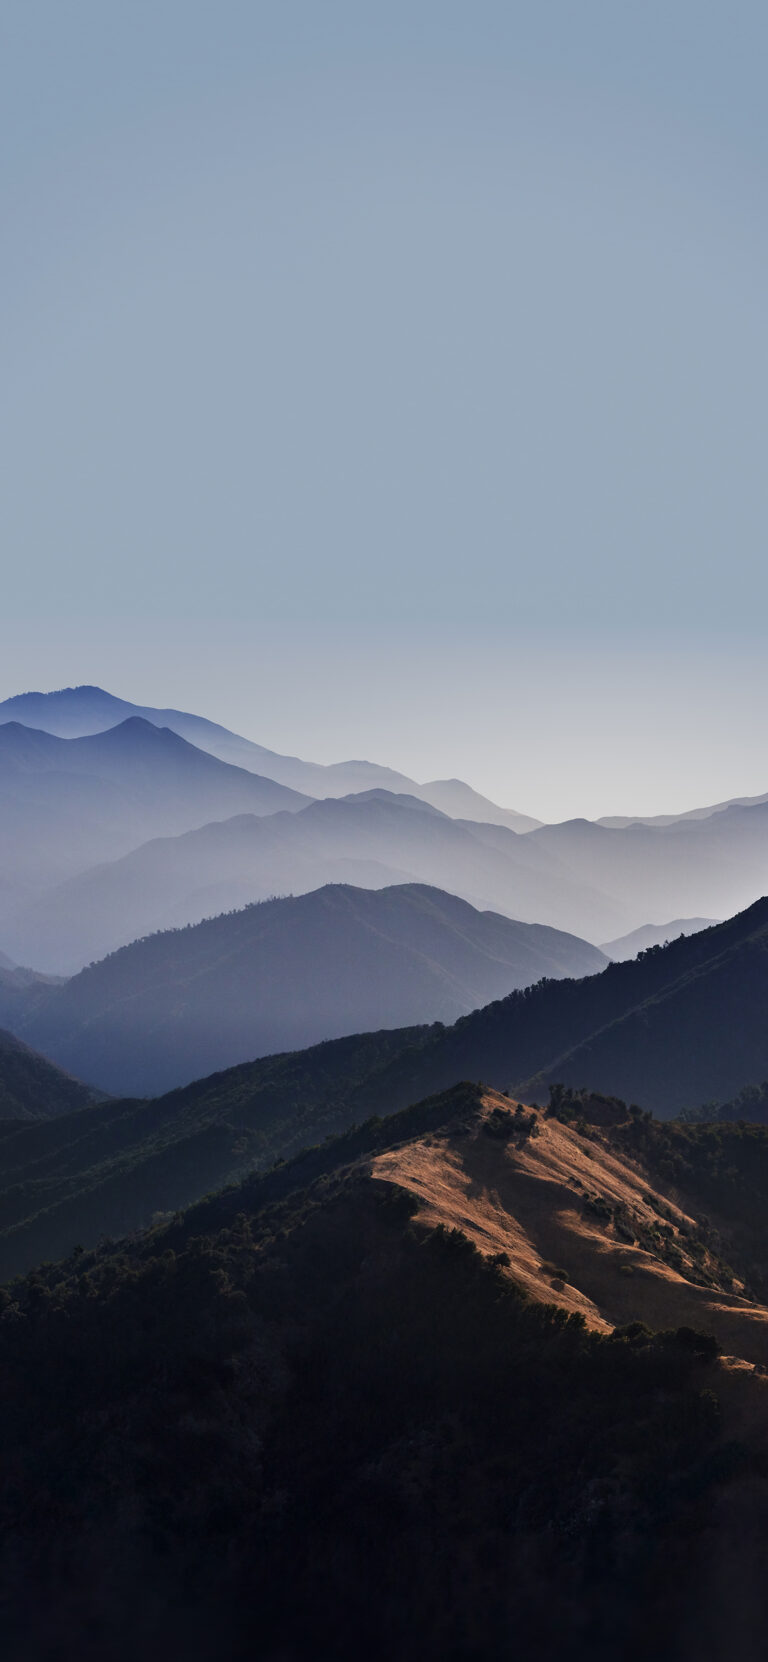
left=2, top=2, right=767, bottom=818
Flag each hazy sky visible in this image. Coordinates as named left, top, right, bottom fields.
left=2, top=2, right=767, bottom=820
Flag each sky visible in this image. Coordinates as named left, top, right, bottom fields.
left=2, top=1, right=767, bottom=821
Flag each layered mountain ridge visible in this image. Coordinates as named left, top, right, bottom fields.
left=2, top=686, right=768, bottom=974
left=3, top=896, right=768, bottom=1277
left=3, top=882, right=607, bottom=1096
left=0, top=685, right=539, bottom=829
left=0, top=715, right=311, bottom=906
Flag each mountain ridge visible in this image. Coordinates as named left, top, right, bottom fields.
left=0, top=684, right=540, bottom=829
left=3, top=897, right=768, bottom=1276
left=3, top=882, right=607, bottom=1095
left=0, top=789, right=625, bottom=972
left=0, top=715, right=312, bottom=915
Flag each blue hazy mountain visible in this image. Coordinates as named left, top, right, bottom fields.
left=522, top=807, right=768, bottom=934
left=7, top=882, right=607, bottom=1095
left=1, top=791, right=622, bottom=972
left=0, top=716, right=311, bottom=901
left=6, top=776, right=768, bottom=975
left=0, top=685, right=541, bottom=830
left=3, top=689, right=768, bottom=973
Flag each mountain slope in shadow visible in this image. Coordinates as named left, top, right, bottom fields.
left=4, top=1081, right=768, bottom=1660
left=0, top=1028, right=101, bottom=1122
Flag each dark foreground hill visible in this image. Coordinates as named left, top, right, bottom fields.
left=3, top=1083, right=768, bottom=1661
left=3, top=898, right=768, bottom=1275
left=11, top=883, right=607, bottom=1096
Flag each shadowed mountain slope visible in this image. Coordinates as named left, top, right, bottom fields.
left=0, top=1026, right=433, bottom=1277
left=4, top=1082, right=768, bottom=1660
left=345, top=899, right=768, bottom=1118
left=8, top=883, right=607, bottom=1096
left=0, top=965, right=62, bottom=1038
left=0, top=1029, right=101, bottom=1123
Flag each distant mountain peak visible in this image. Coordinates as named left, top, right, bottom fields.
left=338, top=788, right=448, bottom=816
left=0, top=684, right=537, bottom=826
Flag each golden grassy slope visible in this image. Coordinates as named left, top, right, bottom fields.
left=373, top=1091, right=768, bottom=1364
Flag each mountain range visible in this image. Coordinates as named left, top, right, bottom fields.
left=7, top=777, right=768, bottom=975
left=8, top=682, right=766, bottom=833
left=2, top=882, right=607, bottom=1096
left=3, top=895, right=768, bottom=1278
left=0, top=715, right=310, bottom=905
left=0, top=685, right=540, bottom=829
left=0, top=788, right=623, bottom=973
left=2, top=686, right=768, bottom=974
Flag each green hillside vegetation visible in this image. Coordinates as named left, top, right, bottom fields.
left=0, top=1081, right=758, bottom=1662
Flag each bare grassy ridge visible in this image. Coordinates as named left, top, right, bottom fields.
left=376, top=1091, right=768, bottom=1363
left=4, top=1080, right=768, bottom=1662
